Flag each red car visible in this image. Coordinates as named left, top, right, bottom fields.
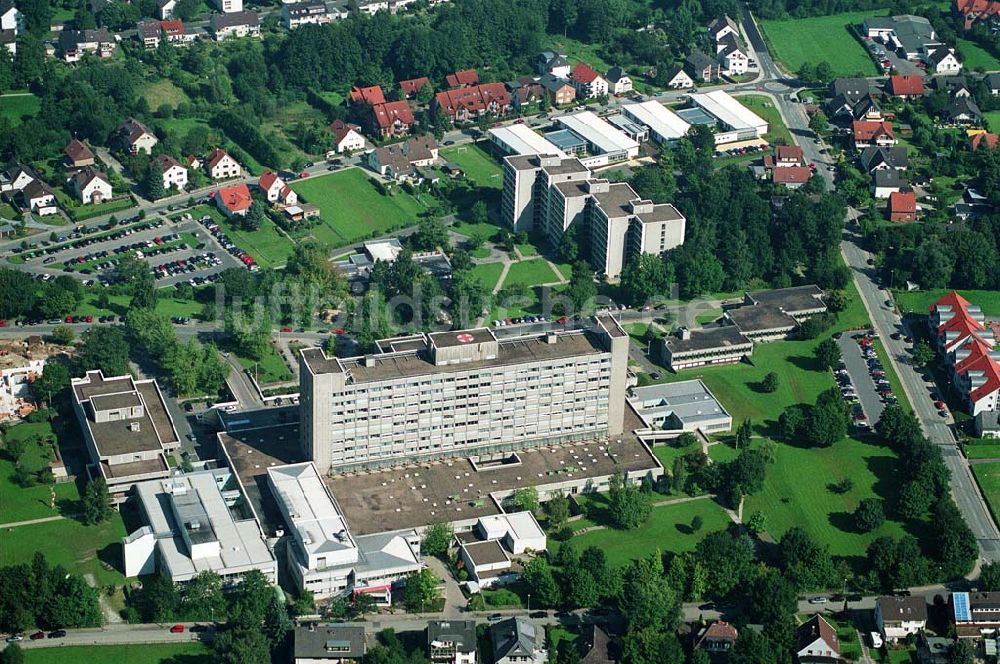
left=29, top=631, right=45, bottom=640
left=334, top=328, right=346, bottom=335
left=0, top=320, right=7, bottom=328
left=170, top=624, right=185, bottom=633
left=299, top=172, right=310, bottom=179
left=65, top=315, right=73, bottom=323
left=280, top=327, right=293, bottom=333
left=86, top=315, right=93, bottom=323
left=935, top=401, right=946, bottom=410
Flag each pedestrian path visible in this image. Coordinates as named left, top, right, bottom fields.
left=0, top=514, right=66, bottom=529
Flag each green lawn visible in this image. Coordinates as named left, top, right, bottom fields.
left=452, top=221, right=500, bottom=242
left=548, top=626, right=577, bottom=651
left=974, top=462, right=1000, bottom=524
left=545, top=36, right=611, bottom=72
left=23, top=643, right=213, bottom=664
left=571, top=497, right=732, bottom=567
left=737, top=95, right=794, bottom=146
left=761, top=11, right=880, bottom=77
left=0, top=513, right=127, bottom=586
left=986, top=111, right=1000, bottom=133
left=1, top=423, right=82, bottom=524
left=966, top=443, right=1000, bottom=459
left=0, top=93, right=41, bottom=125
left=653, top=440, right=701, bottom=472
left=471, top=262, right=505, bottom=292
left=500, top=259, right=561, bottom=289
left=872, top=339, right=912, bottom=414
left=894, top=289, right=1000, bottom=316
left=65, top=197, right=137, bottom=222
left=957, top=38, right=1000, bottom=71
left=440, top=144, right=503, bottom=189
left=142, top=80, right=190, bottom=110
left=216, top=216, right=295, bottom=269
left=236, top=345, right=293, bottom=385
left=695, top=307, right=723, bottom=324
left=516, top=243, right=539, bottom=257
left=290, top=168, right=426, bottom=246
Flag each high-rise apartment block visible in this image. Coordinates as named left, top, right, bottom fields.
left=501, top=154, right=685, bottom=279
left=300, top=317, right=629, bottom=475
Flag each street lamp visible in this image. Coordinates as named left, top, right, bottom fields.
left=527, top=594, right=531, bottom=612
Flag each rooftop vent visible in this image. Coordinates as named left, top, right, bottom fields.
left=188, top=520, right=201, bottom=530
left=129, top=421, right=141, bottom=432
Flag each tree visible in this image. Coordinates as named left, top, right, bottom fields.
left=912, top=340, right=936, bottom=367
left=420, top=522, right=453, bottom=557
left=33, top=362, right=70, bottom=404
left=555, top=639, right=581, bottom=664
left=619, top=253, right=672, bottom=307
left=242, top=202, right=266, bottom=232
left=545, top=492, right=571, bottom=530
left=411, top=216, right=450, bottom=252
left=853, top=498, right=885, bottom=533
left=735, top=418, right=752, bottom=450
left=737, top=568, right=797, bottom=627
left=911, top=237, right=954, bottom=289
left=179, top=571, right=226, bottom=622
left=932, top=497, right=978, bottom=579
left=51, top=325, right=75, bottom=345
left=608, top=469, right=651, bottom=529
left=761, top=372, right=779, bottom=393
left=76, top=325, right=130, bottom=377
left=695, top=530, right=757, bottom=598
left=868, top=535, right=929, bottom=591
left=402, top=568, right=439, bottom=612
left=948, top=638, right=974, bottom=664
left=512, top=486, right=539, bottom=513
left=0, top=642, right=24, bottom=664
left=562, top=563, right=599, bottom=609
left=143, top=167, right=166, bottom=201
left=809, top=110, right=829, bottom=135
left=82, top=478, right=113, bottom=525
left=520, top=557, right=560, bottom=608
left=814, top=338, right=841, bottom=370
left=213, top=626, right=271, bottom=664
left=20, top=0, right=51, bottom=36
left=777, top=527, right=836, bottom=591
left=979, top=561, right=1000, bottom=591
left=566, top=261, right=596, bottom=311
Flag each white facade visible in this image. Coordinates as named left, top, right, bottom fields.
left=475, top=512, right=546, bottom=554
left=208, top=151, right=242, bottom=179
left=930, top=50, right=962, bottom=74
left=721, top=47, right=749, bottom=75
left=162, top=164, right=188, bottom=191
left=214, top=0, right=243, bottom=12
left=1, top=4, right=24, bottom=33
left=76, top=173, right=112, bottom=204
left=123, top=526, right=157, bottom=577
left=334, top=128, right=365, bottom=153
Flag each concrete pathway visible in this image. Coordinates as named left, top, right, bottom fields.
left=0, top=514, right=66, bottom=529
left=424, top=555, right=466, bottom=618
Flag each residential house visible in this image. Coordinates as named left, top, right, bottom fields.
left=0, top=29, right=15, bottom=56
left=889, top=74, right=924, bottom=98
left=445, top=69, right=479, bottom=88
left=370, top=100, right=415, bottom=138
left=117, top=118, right=159, bottom=155
left=931, top=74, right=971, bottom=97
left=0, top=160, right=36, bottom=195
left=535, top=50, right=570, bottom=78
left=694, top=621, right=738, bottom=656
left=971, top=132, right=999, bottom=151
left=773, top=166, right=811, bottom=189
left=1, top=0, right=24, bottom=35
left=876, top=595, right=928, bottom=641
left=212, top=0, right=242, bottom=13
left=72, top=167, right=112, bottom=204
left=853, top=120, right=896, bottom=149
left=794, top=615, right=840, bottom=664
left=282, top=1, right=331, bottom=29
left=770, top=145, right=804, bottom=167
left=329, top=120, right=366, bottom=153
left=955, top=0, right=1000, bottom=29
left=860, top=145, right=908, bottom=172
left=663, top=65, right=695, bottom=89
left=210, top=11, right=260, bottom=40
left=827, top=78, right=881, bottom=120
left=185, top=155, right=201, bottom=170
left=925, top=47, right=963, bottom=74
left=917, top=633, right=953, bottom=664
left=434, top=84, right=512, bottom=123
left=138, top=19, right=192, bottom=48
left=888, top=190, right=917, bottom=221
left=206, top=148, right=242, bottom=180
left=986, top=72, right=1000, bottom=94
left=214, top=183, right=252, bottom=217
left=364, top=135, right=438, bottom=180
left=943, top=97, right=982, bottom=124
left=540, top=74, right=576, bottom=106
left=718, top=38, right=749, bottom=76
left=293, top=623, right=365, bottom=663
left=64, top=139, right=95, bottom=168
left=569, top=63, right=609, bottom=99
left=258, top=171, right=297, bottom=206
left=952, top=591, right=1000, bottom=638
left=605, top=66, right=633, bottom=95
left=579, top=625, right=615, bottom=664
left=976, top=411, right=1000, bottom=438
left=157, top=0, right=176, bottom=19
left=399, top=76, right=430, bottom=98
left=155, top=154, right=188, bottom=192
left=685, top=49, right=720, bottom=82
left=873, top=168, right=907, bottom=198
left=16, top=180, right=58, bottom=216
left=427, top=620, right=477, bottom=664
left=707, top=15, right=740, bottom=43
left=350, top=84, right=386, bottom=106
left=507, top=77, right=546, bottom=111
left=489, top=618, right=546, bottom=664
left=58, top=28, right=116, bottom=62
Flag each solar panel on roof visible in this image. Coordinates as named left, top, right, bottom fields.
left=954, top=591, right=972, bottom=622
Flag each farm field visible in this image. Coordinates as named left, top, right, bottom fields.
left=761, top=11, right=880, bottom=77
left=440, top=144, right=503, bottom=189
left=290, top=168, right=426, bottom=246
left=23, top=644, right=212, bottom=664
left=0, top=93, right=41, bottom=125
left=500, top=259, right=561, bottom=289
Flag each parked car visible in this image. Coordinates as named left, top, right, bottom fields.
left=29, top=631, right=45, bottom=640
left=48, top=630, right=66, bottom=639
left=487, top=614, right=503, bottom=622
left=170, top=625, right=185, bottom=633
left=808, top=597, right=828, bottom=604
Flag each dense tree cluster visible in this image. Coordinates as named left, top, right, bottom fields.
left=778, top=387, right=850, bottom=448
left=748, top=0, right=902, bottom=20
left=0, top=269, right=85, bottom=321
left=0, top=553, right=102, bottom=633
left=126, top=309, right=229, bottom=396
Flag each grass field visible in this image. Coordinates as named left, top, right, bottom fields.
left=452, top=221, right=500, bottom=242
left=545, top=36, right=611, bottom=72
left=986, top=111, right=1000, bottom=133
left=290, top=168, right=426, bottom=246
left=0, top=93, right=41, bottom=125
left=1, top=423, right=82, bottom=524
left=217, top=216, right=295, bottom=269
left=500, top=259, right=561, bottom=289
left=65, top=197, right=137, bottom=222
left=440, top=144, right=503, bottom=189
left=957, top=38, right=1000, bottom=71
left=761, top=11, right=880, bottom=77
left=261, top=100, right=328, bottom=163
left=974, top=462, right=1000, bottom=526
left=894, top=289, right=1000, bottom=316
left=738, top=95, right=795, bottom=146
left=471, top=262, right=505, bottom=291
left=0, top=513, right=127, bottom=586
left=236, top=345, right=293, bottom=385
left=571, top=497, right=732, bottom=567
left=142, top=80, right=190, bottom=110
left=966, top=442, right=1000, bottom=459
left=23, top=643, right=213, bottom=664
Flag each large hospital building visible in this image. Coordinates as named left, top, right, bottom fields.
left=300, top=316, right=630, bottom=475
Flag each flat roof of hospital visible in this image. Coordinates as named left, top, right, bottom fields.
left=557, top=111, right=640, bottom=154
left=622, top=101, right=691, bottom=141
left=267, top=462, right=357, bottom=558
left=489, top=124, right=567, bottom=157
left=628, top=379, right=732, bottom=428
left=688, top=90, right=768, bottom=132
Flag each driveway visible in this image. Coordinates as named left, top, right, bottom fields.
left=424, top=555, right=466, bottom=618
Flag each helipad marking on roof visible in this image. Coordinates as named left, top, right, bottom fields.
left=456, top=333, right=475, bottom=343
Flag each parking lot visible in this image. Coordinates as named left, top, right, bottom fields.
left=836, top=331, right=897, bottom=433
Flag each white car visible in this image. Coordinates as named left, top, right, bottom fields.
left=808, top=596, right=828, bottom=604
left=870, top=632, right=883, bottom=649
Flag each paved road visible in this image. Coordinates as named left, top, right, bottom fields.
left=841, top=236, right=1000, bottom=560
left=837, top=335, right=884, bottom=426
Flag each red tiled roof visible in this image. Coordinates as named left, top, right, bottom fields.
left=931, top=291, right=972, bottom=314
left=399, top=76, right=430, bottom=94
left=445, top=69, right=479, bottom=88
left=329, top=119, right=361, bottom=143
left=889, top=191, right=916, bottom=214
left=972, top=133, right=999, bottom=151
left=570, top=62, right=602, bottom=84
left=350, top=85, right=386, bottom=106
left=258, top=171, right=281, bottom=191
left=206, top=147, right=234, bottom=170
left=960, top=353, right=1000, bottom=403
left=216, top=183, right=252, bottom=213
left=955, top=338, right=994, bottom=374
left=775, top=145, right=804, bottom=163
left=435, top=83, right=511, bottom=117
left=773, top=166, right=811, bottom=183
left=955, top=0, right=1000, bottom=18
left=64, top=139, right=94, bottom=163
left=889, top=75, right=924, bottom=97
left=155, top=153, right=184, bottom=172
left=371, top=100, right=414, bottom=130
left=160, top=19, right=184, bottom=36
left=853, top=120, right=894, bottom=141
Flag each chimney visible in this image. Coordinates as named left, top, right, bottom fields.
left=678, top=327, right=691, bottom=340
left=545, top=333, right=558, bottom=345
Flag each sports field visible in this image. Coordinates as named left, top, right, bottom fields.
left=440, top=144, right=503, bottom=189
left=290, top=168, right=427, bottom=245
left=761, top=11, right=879, bottom=77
